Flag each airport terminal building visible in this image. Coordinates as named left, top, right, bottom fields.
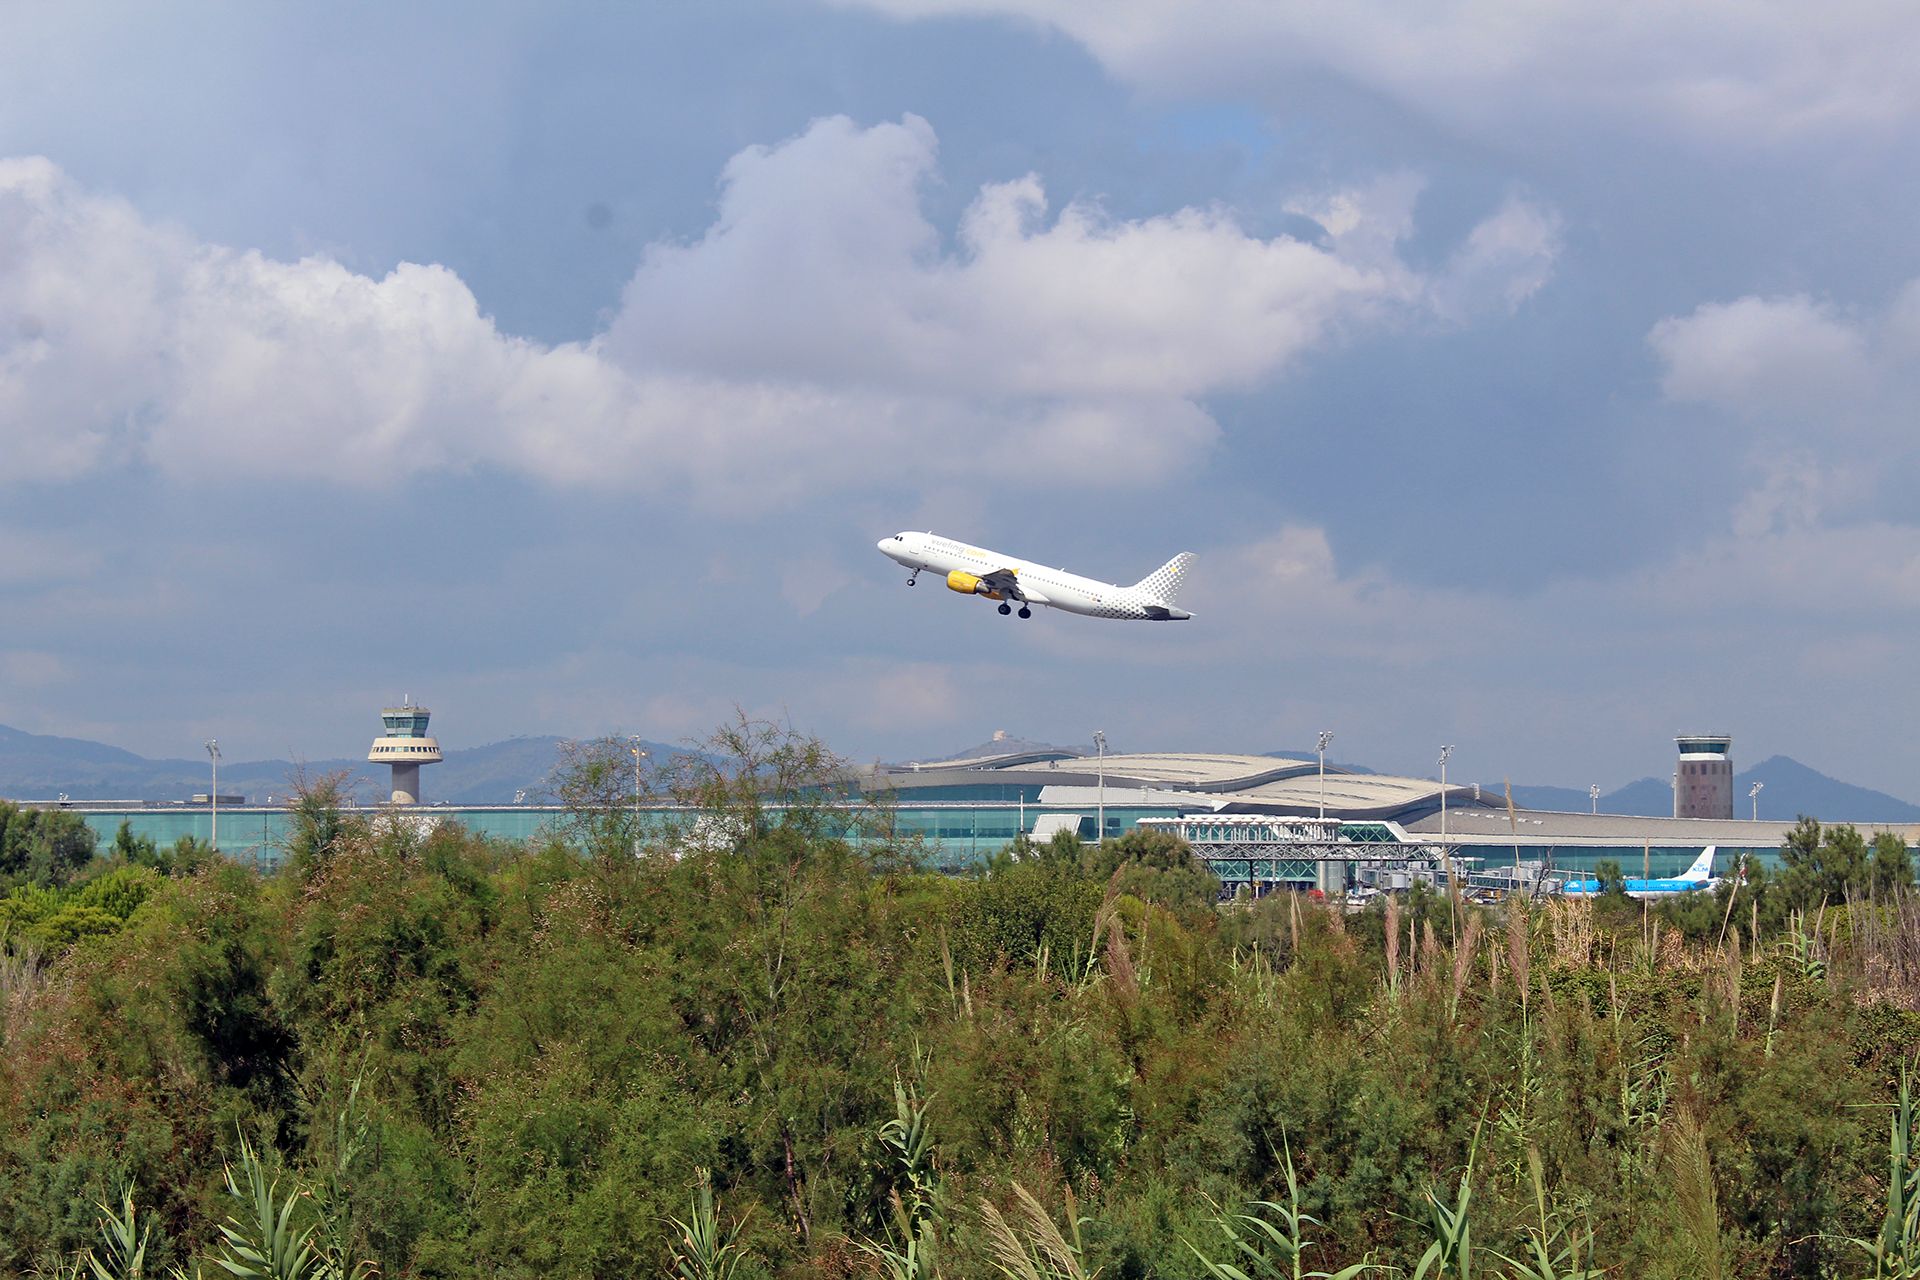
left=865, top=748, right=1892, bottom=886
left=42, top=744, right=1914, bottom=890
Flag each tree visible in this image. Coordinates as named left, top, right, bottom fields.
left=1593, top=859, right=1627, bottom=897
left=1781, top=816, right=1822, bottom=870
left=1870, top=831, right=1914, bottom=897
left=664, top=711, right=867, bottom=850
left=948, top=858, right=1101, bottom=979
left=285, top=770, right=364, bottom=880
left=551, top=735, right=659, bottom=864
left=109, top=823, right=215, bottom=878
left=109, top=820, right=158, bottom=866
left=1779, top=817, right=1884, bottom=908
left=1822, top=824, right=1871, bottom=897
left=0, top=801, right=98, bottom=890
left=1083, top=827, right=1220, bottom=916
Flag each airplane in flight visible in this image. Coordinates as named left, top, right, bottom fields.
left=877, top=531, right=1195, bottom=621
left=1560, top=846, right=1724, bottom=899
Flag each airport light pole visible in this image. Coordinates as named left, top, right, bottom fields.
left=1589, top=784, right=1600, bottom=815
left=1749, top=780, right=1764, bottom=821
left=1672, top=770, right=1678, bottom=818
left=205, top=738, right=220, bottom=852
left=1438, top=745, right=1453, bottom=851
left=1092, top=730, right=1107, bottom=845
left=1316, top=730, right=1334, bottom=822
left=628, top=735, right=648, bottom=858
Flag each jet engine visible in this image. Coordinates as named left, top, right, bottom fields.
left=946, top=570, right=1003, bottom=600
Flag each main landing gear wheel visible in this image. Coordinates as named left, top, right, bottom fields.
left=906, top=572, right=918, bottom=586
left=1017, top=606, right=1031, bottom=618
left=997, top=602, right=1012, bottom=615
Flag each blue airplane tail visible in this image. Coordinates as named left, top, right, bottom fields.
left=1679, top=846, right=1717, bottom=882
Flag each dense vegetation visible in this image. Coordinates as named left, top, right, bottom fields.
left=4, top=724, right=1920, bottom=1278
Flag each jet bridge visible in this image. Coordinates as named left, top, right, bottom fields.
left=1137, top=814, right=1438, bottom=896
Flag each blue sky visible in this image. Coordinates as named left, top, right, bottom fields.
left=4, top=1, right=1919, bottom=796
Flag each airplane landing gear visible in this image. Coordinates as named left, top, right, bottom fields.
left=997, top=602, right=1012, bottom=615
left=1017, top=606, right=1032, bottom=619
left=906, top=570, right=919, bottom=586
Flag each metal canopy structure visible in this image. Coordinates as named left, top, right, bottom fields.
left=1136, top=814, right=1434, bottom=894
left=876, top=751, right=1476, bottom=821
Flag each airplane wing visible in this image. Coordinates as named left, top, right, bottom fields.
left=978, top=568, right=1050, bottom=604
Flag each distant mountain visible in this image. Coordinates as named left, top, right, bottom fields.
left=1513, top=755, right=1920, bottom=823
left=924, top=735, right=1087, bottom=763
left=1266, top=750, right=1376, bottom=774
left=1739, top=756, right=1920, bottom=824
left=431, top=738, right=569, bottom=804
left=0, top=724, right=685, bottom=806
left=1503, top=783, right=1587, bottom=812
left=11, top=724, right=1918, bottom=824
left=0, top=723, right=150, bottom=768
left=0, top=724, right=216, bottom=800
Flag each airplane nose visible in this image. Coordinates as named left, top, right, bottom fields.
left=876, top=538, right=892, bottom=554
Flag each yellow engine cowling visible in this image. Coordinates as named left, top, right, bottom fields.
left=946, top=570, right=983, bottom=595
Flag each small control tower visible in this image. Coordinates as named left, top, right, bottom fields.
left=369, top=702, right=442, bottom=805
left=1675, top=734, right=1733, bottom=819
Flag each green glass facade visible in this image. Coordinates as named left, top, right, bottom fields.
left=380, top=710, right=433, bottom=738
left=60, top=801, right=1192, bottom=867
left=56, top=805, right=1789, bottom=878
left=1447, top=844, right=1779, bottom=877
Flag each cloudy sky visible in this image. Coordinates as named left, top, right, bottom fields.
left=4, top=1, right=1919, bottom=794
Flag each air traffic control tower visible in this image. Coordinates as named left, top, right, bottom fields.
left=369, top=703, right=442, bottom=805
left=1675, top=734, right=1734, bottom=819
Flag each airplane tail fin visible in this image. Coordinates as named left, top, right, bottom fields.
left=1134, top=552, right=1196, bottom=604
left=1681, top=846, right=1717, bottom=881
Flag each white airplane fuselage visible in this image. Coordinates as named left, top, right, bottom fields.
left=1560, top=847, right=1724, bottom=899
left=877, top=531, right=1194, bottom=621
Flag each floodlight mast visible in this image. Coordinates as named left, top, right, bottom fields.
left=1092, top=730, right=1107, bottom=846
left=1749, top=780, right=1764, bottom=821
left=1438, top=745, right=1454, bottom=852
left=628, top=736, right=647, bottom=802
left=1589, top=783, right=1600, bottom=815
left=205, top=739, right=220, bottom=852
left=1316, top=730, right=1334, bottom=821
left=629, top=735, right=649, bottom=857
left=206, top=740, right=220, bottom=848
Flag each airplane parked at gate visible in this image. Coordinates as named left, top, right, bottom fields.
left=877, top=531, right=1195, bottom=621
left=1560, top=847, right=1723, bottom=899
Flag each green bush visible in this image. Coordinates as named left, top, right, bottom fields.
left=7, top=725, right=1920, bottom=1279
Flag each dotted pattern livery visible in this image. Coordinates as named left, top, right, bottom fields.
left=1133, top=552, right=1194, bottom=606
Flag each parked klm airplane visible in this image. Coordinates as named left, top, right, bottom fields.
left=877, top=531, right=1195, bottom=621
left=1561, top=847, right=1722, bottom=899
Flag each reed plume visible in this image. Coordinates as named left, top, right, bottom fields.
left=1507, top=902, right=1532, bottom=1017
left=1385, top=895, right=1402, bottom=997
left=1450, top=911, right=1483, bottom=1023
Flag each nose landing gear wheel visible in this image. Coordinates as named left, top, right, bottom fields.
left=907, top=572, right=918, bottom=586
left=997, top=602, right=1012, bottom=615
left=1017, top=606, right=1031, bottom=618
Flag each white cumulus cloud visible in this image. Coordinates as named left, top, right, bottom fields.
left=1, top=118, right=1554, bottom=500
left=1649, top=293, right=1873, bottom=418
left=1133, top=507, right=1920, bottom=787
left=830, top=1, right=1920, bottom=146
left=606, top=120, right=1549, bottom=400
left=1648, top=283, right=1920, bottom=475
